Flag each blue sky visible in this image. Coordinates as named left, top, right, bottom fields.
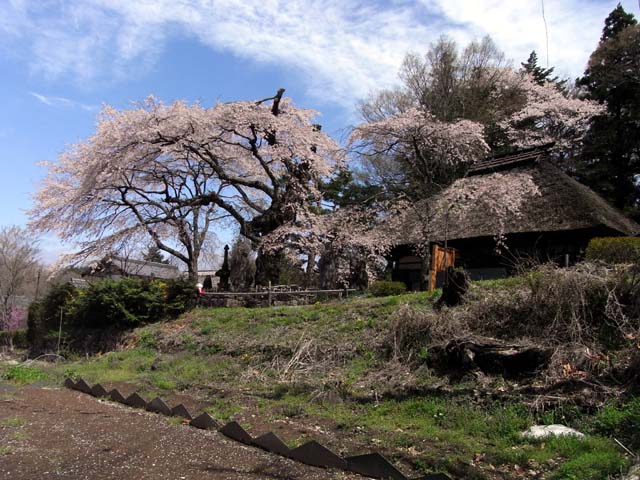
left=0, top=0, right=637, bottom=263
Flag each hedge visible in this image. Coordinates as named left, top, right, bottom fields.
left=369, top=281, right=407, bottom=297
left=27, top=277, right=196, bottom=353
left=585, top=237, right=640, bottom=264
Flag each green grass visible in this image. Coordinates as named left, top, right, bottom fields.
left=61, top=349, right=156, bottom=384
left=0, top=446, right=12, bottom=455
left=1, top=416, right=25, bottom=427
left=590, top=397, right=640, bottom=450
left=251, top=391, right=628, bottom=478
left=12, top=431, right=28, bottom=441
left=1, top=365, right=48, bottom=385
left=52, top=348, right=244, bottom=401
left=205, top=398, right=243, bottom=421
left=191, top=292, right=437, bottom=341
left=543, top=436, right=628, bottom=480
left=23, top=281, right=635, bottom=479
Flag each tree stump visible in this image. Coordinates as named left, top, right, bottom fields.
left=435, top=267, right=468, bottom=309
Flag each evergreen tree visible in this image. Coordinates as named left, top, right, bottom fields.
left=600, top=3, right=636, bottom=41
left=520, top=50, right=564, bottom=87
left=143, top=245, right=169, bottom=264
left=319, top=168, right=385, bottom=209
left=520, top=50, right=558, bottom=85
left=576, top=5, right=640, bottom=218
left=228, top=237, right=255, bottom=290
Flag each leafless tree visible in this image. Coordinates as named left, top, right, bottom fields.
left=0, top=226, right=40, bottom=345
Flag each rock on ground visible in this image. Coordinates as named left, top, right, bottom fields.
left=522, top=424, right=584, bottom=439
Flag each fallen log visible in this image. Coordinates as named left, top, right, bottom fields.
left=431, top=336, right=553, bottom=377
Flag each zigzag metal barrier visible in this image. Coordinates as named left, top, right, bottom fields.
left=63, top=378, right=450, bottom=480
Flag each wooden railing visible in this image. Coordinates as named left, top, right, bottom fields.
left=199, top=286, right=357, bottom=307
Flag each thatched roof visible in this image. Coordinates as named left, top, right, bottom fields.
left=401, top=147, right=640, bottom=244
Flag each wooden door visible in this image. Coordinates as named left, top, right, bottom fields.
left=429, top=244, right=456, bottom=290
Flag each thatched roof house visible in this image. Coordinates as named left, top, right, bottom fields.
left=390, top=146, right=640, bottom=290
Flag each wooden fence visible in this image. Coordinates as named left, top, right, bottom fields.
left=198, top=286, right=357, bottom=307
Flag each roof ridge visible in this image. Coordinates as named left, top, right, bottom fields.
left=484, top=143, right=556, bottom=161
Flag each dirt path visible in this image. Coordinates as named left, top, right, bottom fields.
left=0, top=384, right=359, bottom=479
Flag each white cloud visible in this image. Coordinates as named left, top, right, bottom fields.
left=2, top=1, right=638, bottom=108
left=29, top=92, right=97, bottom=111
left=421, top=0, right=637, bottom=80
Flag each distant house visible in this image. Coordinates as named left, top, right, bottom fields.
left=82, top=255, right=182, bottom=281
left=389, top=146, right=640, bottom=290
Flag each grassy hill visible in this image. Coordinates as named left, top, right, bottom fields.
left=3, top=266, right=639, bottom=479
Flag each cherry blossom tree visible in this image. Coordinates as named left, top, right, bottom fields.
left=349, top=68, right=601, bottom=288
left=0, top=226, right=40, bottom=345
left=353, top=71, right=601, bottom=196
left=30, top=90, right=343, bottom=282
left=350, top=109, right=490, bottom=198
left=498, top=71, right=603, bottom=154
left=262, top=198, right=405, bottom=288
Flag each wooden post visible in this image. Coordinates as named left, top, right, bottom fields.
left=35, top=267, right=42, bottom=301
left=268, top=281, right=272, bottom=307
left=57, top=308, right=63, bottom=356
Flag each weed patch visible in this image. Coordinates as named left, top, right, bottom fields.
left=205, top=398, right=243, bottom=421
left=1, top=365, right=47, bottom=385
left=1, top=416, right=25, bottom=427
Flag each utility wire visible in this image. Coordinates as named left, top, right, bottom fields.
left=541, top=0, right=550, bottom=67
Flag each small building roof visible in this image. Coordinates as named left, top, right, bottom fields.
left=398, top=146, right=640, bottom=244
left=86, top=256, right=182, bottom=279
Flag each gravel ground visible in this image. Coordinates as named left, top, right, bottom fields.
left=0, top=384, right=360, bottom=480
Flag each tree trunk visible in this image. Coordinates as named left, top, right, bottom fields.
left=187, top=256, right=199, bottom=283
left=304, top=249, right=316, bottom=288
left=435, top=267, right=468, bottom=309
left=348, top=250, right=368, bottom=290
left=420, top=252, right=430, bottom=291
left=319, top=247, right=339, bottom=289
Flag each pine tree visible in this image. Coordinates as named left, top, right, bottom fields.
left=143, top=245, right=169, bottom=264
left=600, top=3, right=636, bottom=41
left=228, top=237, right=255, bottom=290
left=576, top=5, right=640, bottom=218
left=521, top=51, right=556, bottom=85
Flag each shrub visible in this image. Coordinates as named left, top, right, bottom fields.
left=369, top=281, right=407, bottom=297
left=459, top=263, right=639, bottom=347
left=163, top=279, right=198, bottom=317
left=384, top=263, right=640, bottom=380
left=591, top=398, right=640, bottom=450
left=69, top=278, right=166, bottom=328
left=68, top=278, right=198, bottom=328
left=27, top=282, right=78, bottom=353
left=0, top=329, right=28, bottom=349
left=2, top=365, right=48, bottom=384
left=585, top=237, right=640, bottom=264
left=27, top=277, right=197, bottom=353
